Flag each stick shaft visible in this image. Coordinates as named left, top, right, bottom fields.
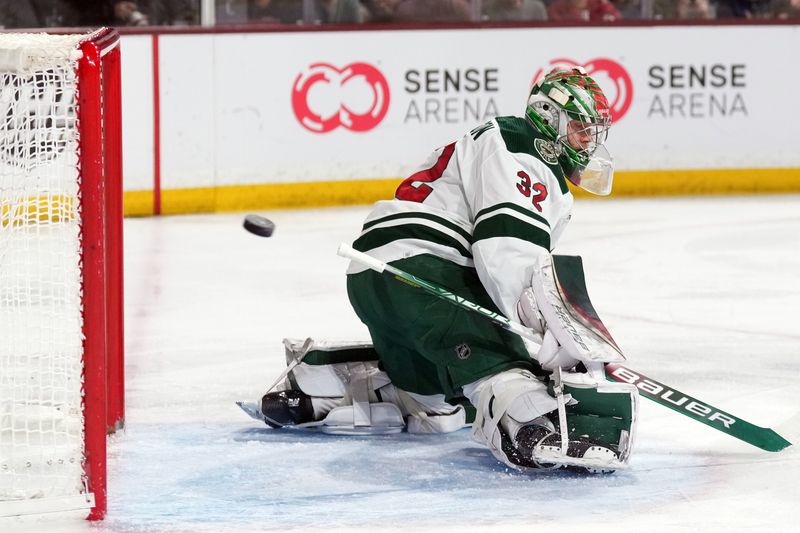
left=337, top=243, right=793, bottom=452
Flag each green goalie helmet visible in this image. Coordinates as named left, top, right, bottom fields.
left=526, top=66, right=614, bottom=195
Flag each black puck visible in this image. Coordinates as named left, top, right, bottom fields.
left=243, top=214, right=275, bottom=237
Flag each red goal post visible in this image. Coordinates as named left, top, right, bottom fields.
left=0, top=27, right=124, bottom=520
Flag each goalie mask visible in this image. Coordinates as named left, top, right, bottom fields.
left=526, top=67, right=614, bottom=195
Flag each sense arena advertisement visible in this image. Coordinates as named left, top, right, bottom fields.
left=119, top=25, right=800, bottom=208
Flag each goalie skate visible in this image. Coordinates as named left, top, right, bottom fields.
left=515, top=424, right=625, bottom=474
left=236, top=395, right=405, bottom=435
left=238, top=389, right=327, bottom=429
left=260, top=390, right=315, bottom=428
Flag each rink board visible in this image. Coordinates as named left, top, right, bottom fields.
left=115, top=25, right=800, bottom=215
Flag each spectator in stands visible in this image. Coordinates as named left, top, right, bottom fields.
left=0, top=2, right=34, bottom=29
left=247, top=0, right=303, bottom=23
left=108, top=0, right=201, bottom=26
left=548, top=0, right=622, bottom=21
left=393, top=0, right=472, bottom=22
left=714, top=0, right=773, bottom=17
left=362, top=0, right=400, bottom=22
left=0, top=1, right=46, bottom=28
left=217, top=0, right=248, bottom=23
left=311, top=0, right=366, bottom=23
left=654, top=0, right=713, bottom=19
left=62, top=0, right=197, bottom=27
left=682, top=0, right=715, bottom=17
left=483, top=0, right=548, bottom=21
left=1, top=0, right=80, bottom=28
left=586, top=0, right=624, bottom=20
left=113, top=1, right=149, bottom=25
left=772, top=0, right=800, bottom=18
left=147, top=0, right=199, bottom=25
left=548, top=0, right=589, bottom=21
left=610, top=0, right=642, bottom=18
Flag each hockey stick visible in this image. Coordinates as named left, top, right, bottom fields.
left=337, top=243, right=793, bottom=453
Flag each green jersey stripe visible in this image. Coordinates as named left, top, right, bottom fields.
left=473, top=213, right=551, bottom=250
left=362, top=212, right=473, bottom=243
left=354, top=223, right=473, bottom=259
left=475, top=202, right=550, bottom=228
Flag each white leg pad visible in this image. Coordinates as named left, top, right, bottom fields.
left=314, top=403, right=405, bottom=435
left=406, top=407, right=466, bottom=434
left=276, top=338, right=467, bottom=435
left=467, top=368, right=560, bottom=469
left=384, top=387, right=467, bottom=434
left=309, top=360, right=405, bottom=434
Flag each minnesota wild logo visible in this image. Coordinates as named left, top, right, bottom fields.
left=534, top=138, right=559, bottom=165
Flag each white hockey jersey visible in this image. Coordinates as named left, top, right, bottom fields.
left=347, top=116, right=574, bottom=322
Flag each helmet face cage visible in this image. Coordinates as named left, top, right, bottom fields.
left=526, top=67, right=614, bottom=195
left=562, top=114, right=609, bottom=158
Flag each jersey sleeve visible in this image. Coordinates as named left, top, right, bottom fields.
left=467, top=142, right=561, bottom=322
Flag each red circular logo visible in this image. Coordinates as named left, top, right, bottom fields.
left=533, top=58, right=633, bottom=123
left=291, top=62, right=390, bottom=133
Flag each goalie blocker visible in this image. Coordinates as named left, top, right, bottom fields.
left=241, top=254, right=639, bottom=473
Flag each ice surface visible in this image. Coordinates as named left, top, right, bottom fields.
left=5, top=195, right=798, bottom=533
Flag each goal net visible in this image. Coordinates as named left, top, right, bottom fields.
left=0, top=28, right=123, bottom=521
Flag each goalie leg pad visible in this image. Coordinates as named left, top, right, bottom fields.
left=263, top=338, right=467, bottom=435
left=282, top=337, right=390, bottom=397
left=252, top=338, right=403, bottom=434
left=559, top=370, right=639, bottom=465
left=380, top=387, right=467, bottom=434
left=466, top=368, right=639, bottom=471
left=523, top=369, right=639, bottom=472
left=313, top=358, right=405, bottom=435
left=467, top=368, right=560, bottom=468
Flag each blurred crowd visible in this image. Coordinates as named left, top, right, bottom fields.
left=1, top=0, right=799, bottom=29
left=0, top=1, right=198, bottom=27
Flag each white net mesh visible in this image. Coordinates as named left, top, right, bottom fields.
left=0, top=34, right=85, bottom=502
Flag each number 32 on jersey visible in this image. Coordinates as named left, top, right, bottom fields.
left=395, top=142, right=549, bottom=214
left=516, top=171, right=548, bottom=213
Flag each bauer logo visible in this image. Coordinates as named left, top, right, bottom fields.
left=607, top=365, right=736, bottom=429
left=533, top=58, right=633, bottom=123
left=291, top=62, right=390, bottom=133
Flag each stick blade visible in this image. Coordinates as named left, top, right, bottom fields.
left=775, top=412, right=799, bottom=451
left=243, top=214, right=275, bottom=237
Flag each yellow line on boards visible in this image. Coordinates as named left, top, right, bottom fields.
left=122, top=169, right=800, bottom=216
left=124, top=178, right=400, bottom=216
left=579, top=168, right=800, bottom=198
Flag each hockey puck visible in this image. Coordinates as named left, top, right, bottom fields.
left=243, top=214, right=275, bottom=237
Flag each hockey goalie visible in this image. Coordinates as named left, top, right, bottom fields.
left=240, top=67, right=639, bottom=474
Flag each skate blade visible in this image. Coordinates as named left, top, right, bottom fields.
left=317, top=425, right=405, bottom=436
left=236, top=401, right=268, bottom=423
left=534, top=449, right=626, bottom=471
left=237, top=402, right=404, bottom=435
